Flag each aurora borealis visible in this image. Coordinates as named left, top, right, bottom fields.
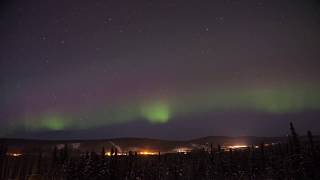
left=1, top=0, right=320, bottom=139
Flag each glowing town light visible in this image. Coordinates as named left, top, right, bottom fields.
left=7, top=153, right=22, bottom=157
left=138, top=151, right=158, bottom=155
left=105, top=150, right=158, bottom=156
left=227, top=145, right=248, bottom=149
left=105, top=152, right=127, bottom=156
left=174, top=147, right=192, bottom=154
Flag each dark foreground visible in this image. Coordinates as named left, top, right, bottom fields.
left=0, top=125, right=319, bottom=180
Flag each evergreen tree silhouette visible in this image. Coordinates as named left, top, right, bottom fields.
left=101, top=147, right=105, bottom=158
left=110, top=147, right=114, bottom=156
left=290, top=122, right=300, bottom=154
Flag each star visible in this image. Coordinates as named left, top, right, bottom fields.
left=41, top=36, right=47, bottom=41
left=104, top=17, right=113, bottom=24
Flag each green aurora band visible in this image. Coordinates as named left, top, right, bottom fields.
left=10, top=86, right=320, bottom=132
left=141, top=101, right=171, bottom=123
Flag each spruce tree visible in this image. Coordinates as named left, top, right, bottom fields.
left=290, top=122, right=300, bottom=154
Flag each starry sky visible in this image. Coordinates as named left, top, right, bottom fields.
left=1, top=0, right=320, bottom=139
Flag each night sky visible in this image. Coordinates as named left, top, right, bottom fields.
left=1, top=0, right=320, bottom=139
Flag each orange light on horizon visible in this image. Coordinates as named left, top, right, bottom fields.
left=138, top=151, right=158, bottom=155
left=7, top=153, right=22, bottom=157
left=226, top=145, right=248, bottom=149
left=104, top=151, right=158, bottom=156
